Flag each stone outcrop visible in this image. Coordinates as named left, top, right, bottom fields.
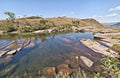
left=80, top=39, right=119, bottom=57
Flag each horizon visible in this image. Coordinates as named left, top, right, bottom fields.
left=0, top=0, right=120, bottom=23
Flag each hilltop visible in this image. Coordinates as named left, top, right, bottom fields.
left=18, top=16, right=103, bottom=27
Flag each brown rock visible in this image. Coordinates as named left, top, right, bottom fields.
left=57, top=64, right=72, bottom=74
left=43, top=67, right=56, bottom=77
left=94, top=65, right=102, bottom=72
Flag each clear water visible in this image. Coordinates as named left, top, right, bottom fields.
left=0, top=32, right=97, bottom=77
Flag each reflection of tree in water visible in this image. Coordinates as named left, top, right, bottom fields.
left=40, top=36, right=46, bottom=42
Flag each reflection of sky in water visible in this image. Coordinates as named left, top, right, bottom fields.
left=0, top=32, right=94, bottom=77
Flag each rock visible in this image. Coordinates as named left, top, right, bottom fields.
left=25, top=41, right=35, bottom=48
left=33, top=30, right=48, bottom=34
left=94, top=65, right=102, bottom=72
left=67, top=53, right=80, bottom=68
left=0, top=51, right=8, bottom=57
left=43, top=67, right=56, bottom=77
left=80, top=39, right=118, bottom=57
left=72, top=26, right=78, bottom=32
left=57, top=64, right=72, bottom=74
left=80, top=56, right=93, bottom=68
left=64, top=60, right=71, bottom=65
left=7, top=50, right=17, bottom=55
left=0, top=30, right=3, bottom=35
left=61, top=38, right=72, bottom=43
left=17, top=47, right=22, bottom=51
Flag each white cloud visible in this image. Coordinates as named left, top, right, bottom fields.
left=106, top=13, right=117, bottom=17
left=92, top=15, right=104, bottom=19
left=109, top=6, right=120, bottom=11
left=92, top=13, right=118, bottom=19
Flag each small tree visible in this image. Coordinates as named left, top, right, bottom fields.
left=2, top=12, right=17, bottom=32
left=4, top=11, right=15, bottom=20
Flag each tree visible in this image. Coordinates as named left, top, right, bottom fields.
left=4, top=11, right=15, bottom=20
left=2, top=11, right=16, bottom=32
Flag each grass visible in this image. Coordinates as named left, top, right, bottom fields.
left=113, top=28, right=120, bottom=32
left=111, top=44, right=120, bottom=53
left=112, top=36, right=120, bottom=39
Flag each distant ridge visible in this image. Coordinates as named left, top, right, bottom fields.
left=102, top=22, right=120, bottom=28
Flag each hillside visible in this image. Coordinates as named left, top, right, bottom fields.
left=80, top=18, right=103, bottom=28
left=0, top=17, right=103, bottom=33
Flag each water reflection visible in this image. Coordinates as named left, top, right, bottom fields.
left=0, top=32, right=96, bottom=77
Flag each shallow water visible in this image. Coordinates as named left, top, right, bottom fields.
left=0, top=32, right=100, bottom=77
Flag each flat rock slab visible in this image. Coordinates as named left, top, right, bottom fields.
left=80, top=56, right=93, bottom=68
left=80, top=39, right=118, bottom=57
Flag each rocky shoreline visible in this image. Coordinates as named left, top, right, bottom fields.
left=0, top=38, right=35, bottom=58
left=80, top=39, right=119, bottom=57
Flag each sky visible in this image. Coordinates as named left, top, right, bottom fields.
left=0, top=0, right=120, bottom=23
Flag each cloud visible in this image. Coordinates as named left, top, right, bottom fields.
left=106, top=13, right=117, bottom=17
left=92, top=15, right=104, bottom=19
left=109, top=6, right=120, bottom=11
left=92, top=13, right=118, bottom=19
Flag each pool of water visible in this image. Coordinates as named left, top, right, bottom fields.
left=0, top=32, right=98, bottom=77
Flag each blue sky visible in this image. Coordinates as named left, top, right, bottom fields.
left=0, top=0, right=120, bottom=23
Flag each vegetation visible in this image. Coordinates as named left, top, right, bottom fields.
left=113, top=28, right=120, bottom=32
left=4, top=11, right=15, bottom=20
left=111, top=44, right=120, bottom=53
left=101, top=57, right=120, bottom=78
left=112, top=36, right=120, bottom=39
left=0, top=12, right=103, bottom=34
left=93, top=56, right=120, bottom=78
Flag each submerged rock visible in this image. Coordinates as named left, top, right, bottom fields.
left=0, top=51, right=8, bottom=57
left=7, top=50, right=17, bottom=55
left=80, top=56, right=93, bottom=68
left=57, top=64, right=72, bottom=74
left=43, top=67, right=56, bottom=77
